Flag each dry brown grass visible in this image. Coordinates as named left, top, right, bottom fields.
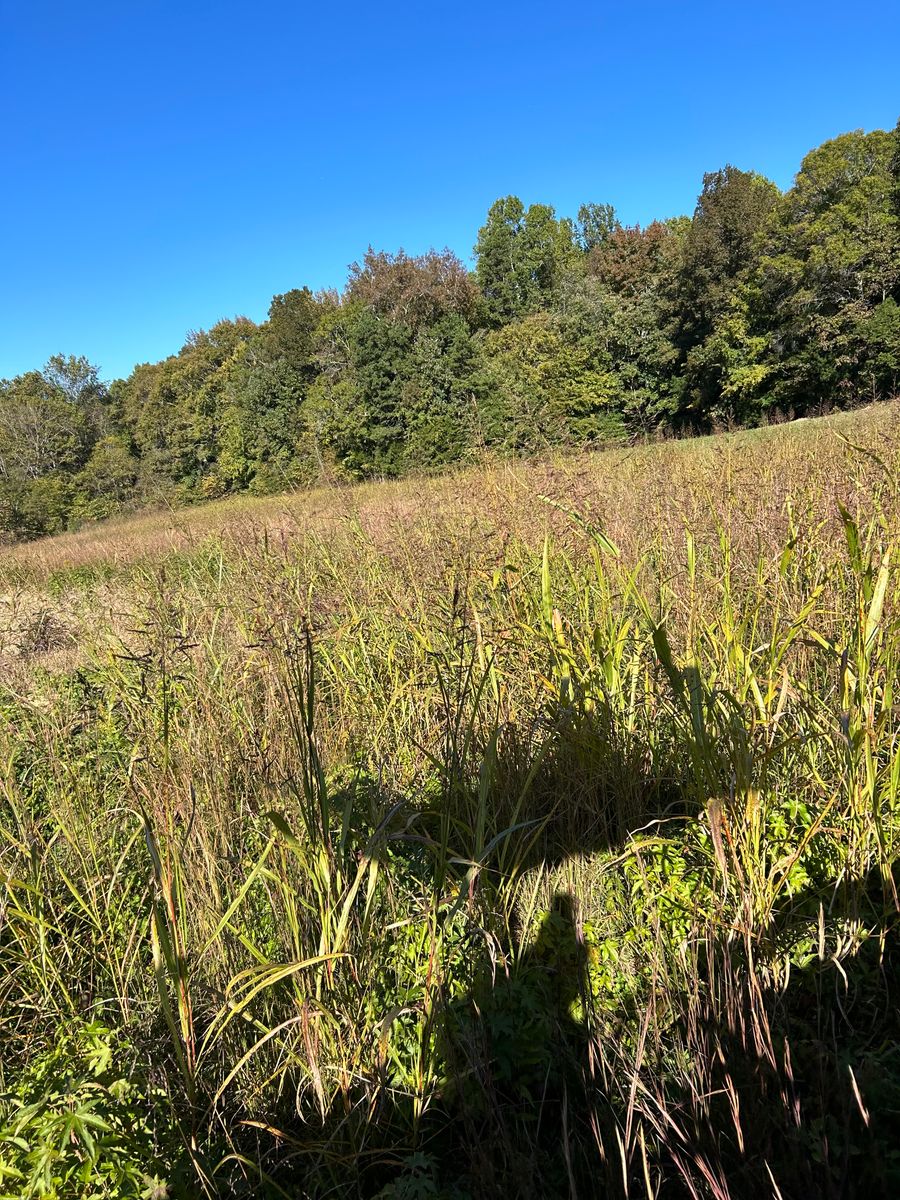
left=2, top=400, right=896, bottom=710
left=2, top=401, right=900, bottom=1197
left=4, top=401, right=897, bottom=587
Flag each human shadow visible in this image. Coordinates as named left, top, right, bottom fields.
left=343, top=694, right=685, bottom=1199
left=231, top=645, right=900, bottom=1199
left=351, top=726, right=900, bottom=1200
left=433, top=891, right=591, bottom=1196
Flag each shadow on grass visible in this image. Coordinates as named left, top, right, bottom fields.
left=351, top=791, right=900, bottom=1199
left=338, top=696, right=684, bottom=1199
left=239, top=644, right=900, bottom=1199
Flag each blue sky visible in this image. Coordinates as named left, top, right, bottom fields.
left=2, top=0, right=898, bottom=382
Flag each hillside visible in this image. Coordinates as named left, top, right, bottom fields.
left=4, top=397, right=896, bottom=574
left=1, top=402, right=894, bottom=673
left=1, top=402, right=900, bottom=1198
left=3, top=118, right=899, bottom=545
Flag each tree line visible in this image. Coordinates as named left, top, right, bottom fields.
left=2, top=120, right=899, bottom=539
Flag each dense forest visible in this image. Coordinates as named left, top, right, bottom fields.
left=2, top=119, right=899, bottom=540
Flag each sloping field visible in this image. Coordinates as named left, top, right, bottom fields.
left=5, top=402, right=897, bottom=580
left=1, top=401, right=900, bottom=1198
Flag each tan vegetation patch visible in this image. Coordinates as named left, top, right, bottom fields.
left=2, top=403, right=900, bottom=1198
left=3, top=400, right=896, bottom=589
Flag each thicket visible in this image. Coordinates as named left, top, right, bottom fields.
left=1, top=120, right=899, bottom=540
left=1, top=412, right=899, bottom=1196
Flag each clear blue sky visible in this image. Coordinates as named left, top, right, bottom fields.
left=2, top=0, right=898, bottom=382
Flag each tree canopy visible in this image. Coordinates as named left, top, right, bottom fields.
left=2, top=118, right=898, bottom=540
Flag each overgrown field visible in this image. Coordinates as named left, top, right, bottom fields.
left=2, top=404, right=900, bottom=1198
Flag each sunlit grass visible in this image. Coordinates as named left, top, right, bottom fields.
left=1, top=401, right=899, bottom=1197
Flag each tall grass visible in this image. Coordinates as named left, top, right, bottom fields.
left=1, top=405, right=899, bottom=1197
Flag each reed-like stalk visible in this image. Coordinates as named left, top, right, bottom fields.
left=1, top=406, right=899, bottom=1197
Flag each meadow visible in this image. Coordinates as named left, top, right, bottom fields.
left=1, top=402, right=900, bottom=1199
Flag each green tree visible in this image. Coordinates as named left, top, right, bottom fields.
left=749, top=129, right=900, bottom=411
left=116, top=318, right=256, bottom=493
left=42, top=353, right=105, bottom=407
left=403, top=313, right=486, bottom=465
left=0, top=358, right=111, bottom=536
left=262, top=286, right=322, bottom=373
left=219, top=357, right=313, bottom=492
left=316, top=305, right=414, bottom=477
left=576, top=202, right=621, bottom=253
left=481, top=311, right=620, bottom=450
left=308, top=250, right=484, bottom=478
left=859, top=297, right=900, bottom=401
left=0, top=371, right=90, bottom=481
left=475, top=197, right=576, bottom=323
left=582, top=220, right=685, bottom=428
left=671, top=167, right=779, bottom=420
left=217, top=290, right=333, bottom=491
left=678, top=166, right=779, bottom=348
left=70, top=436, right=139, bottom=521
